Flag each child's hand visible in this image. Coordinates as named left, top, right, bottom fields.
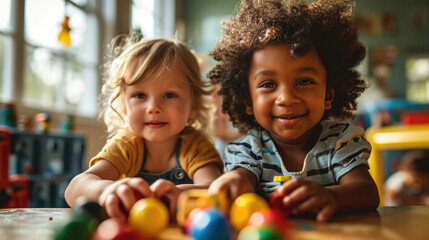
left=208, top=168, right=256, bottom=202
left=98, top=177, right=153, bottom=218
left=277, top=179, right=337, bottom=222
left=150, top=179, right=182, bottom=220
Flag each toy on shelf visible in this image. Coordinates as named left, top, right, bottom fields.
left=60, top=114, right=75, bottom=133
left=0, top=103, right=17, bottom=128
left=35, top=112, right=51, bottom=133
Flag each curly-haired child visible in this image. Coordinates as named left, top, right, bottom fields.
left=65, top=36, right=223, bottom=219
left=208, top=0, right=379, bottom=222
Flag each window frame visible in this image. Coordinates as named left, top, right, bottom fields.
left=22, top=0, right=100, bottom=117
left=131, top=0, right=175, bottom=40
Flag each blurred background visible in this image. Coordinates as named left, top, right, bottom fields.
left=1, top=0, right=429, bottom=207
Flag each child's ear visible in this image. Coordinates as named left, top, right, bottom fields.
left=246, top=104, right=254, bottom=115
left=324, top=88, right=335, bottom=110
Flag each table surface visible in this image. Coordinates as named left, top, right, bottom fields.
left=1, top=206, right=428, bottom=240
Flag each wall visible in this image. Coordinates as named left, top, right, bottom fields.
left=180, top=0, right=239, bottom=69
left=355, top=0, right=429, bottom=97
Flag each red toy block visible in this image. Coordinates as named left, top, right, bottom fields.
left=269, top=191, right=291, bottom=217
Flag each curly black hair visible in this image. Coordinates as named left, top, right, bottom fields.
left=208, top=0, right=367, bottom=132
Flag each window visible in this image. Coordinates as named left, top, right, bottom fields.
left=0, top=0, right=13, bottom=102
left=23, top=0, right=99, bottom=117
left=406, top=56, right=429, bottom=103
left=131, top=0, right=175, bottom=39
left=1, top=0, right=100, bottom=118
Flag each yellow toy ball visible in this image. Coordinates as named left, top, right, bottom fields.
left=230, top=193, right=269, bottom=231
left=129, top=198, right=169, bottom=238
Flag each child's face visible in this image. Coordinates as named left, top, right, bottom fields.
left=246, top=44, right=334, bottom=143
left=124, top=65, right=196, bottom=142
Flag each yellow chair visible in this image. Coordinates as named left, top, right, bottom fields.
left=366, top=124, right=429, bottom=205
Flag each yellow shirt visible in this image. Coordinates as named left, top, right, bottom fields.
left=89, top=126, right=223, bottom=179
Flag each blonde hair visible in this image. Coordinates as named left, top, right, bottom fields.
left=100, top=36, right=214, bottom=137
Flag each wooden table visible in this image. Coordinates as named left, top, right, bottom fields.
left=1, top=206, right=428, bottom=240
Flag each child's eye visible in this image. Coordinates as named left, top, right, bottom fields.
left=296, top=78, right=314, bottom=86
left=258, top=81, right=276, bottom=88
left=134, top=93, right=146, bottom=99
left=164, top=92, right=177, bottom=98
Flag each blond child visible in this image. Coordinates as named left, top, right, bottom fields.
left=208, top=0, right=379, bottom=222
left=65, top=36, right=223, bottom=218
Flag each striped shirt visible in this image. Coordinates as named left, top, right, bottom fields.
left=224, top=120, right=371, bottom=193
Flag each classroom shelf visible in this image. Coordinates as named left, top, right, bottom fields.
left=7, top=129, right=85, bottom=207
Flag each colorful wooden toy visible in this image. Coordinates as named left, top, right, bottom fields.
left=269, top=190, right=291, bottom=216
left=237, top=225, right=283, bottom=240
left=128, top=198, right=169, bottom=238
left=91, top=217, right=141, bottom=240
left=189, top=208, right=232, bottom=240
left=54, top=211, right=98, bottom=240
left=176, top=189, right=228, bottom=226
left=230, top=193, right=269, bottom=231
left=248, top=209, right=290, bottom=237
left=273, top=175, right=292, bottom=183
left=72, top=198, right=108, bottom=223
left=183, top=207, right=206, bottom=234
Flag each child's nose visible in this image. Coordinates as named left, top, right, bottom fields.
left=275, top=87, right=300, bottom=106
left=146, top=98, right=162, bottom=114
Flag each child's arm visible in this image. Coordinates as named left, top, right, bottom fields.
left=278, top=165, right=379, bottom=222
left=180, top=162, right=223, bottom=189
left=65, top=160, right=153, bottom=218
left=209, top=167, right=257, bottom=201
left=327, top=165, right=380, bottom=211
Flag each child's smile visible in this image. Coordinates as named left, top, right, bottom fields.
left=246, top=44, right=334, bottom=144
left=144, top=120, right=168, bottom=129
left=274, top=112, right=308, bottom=128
